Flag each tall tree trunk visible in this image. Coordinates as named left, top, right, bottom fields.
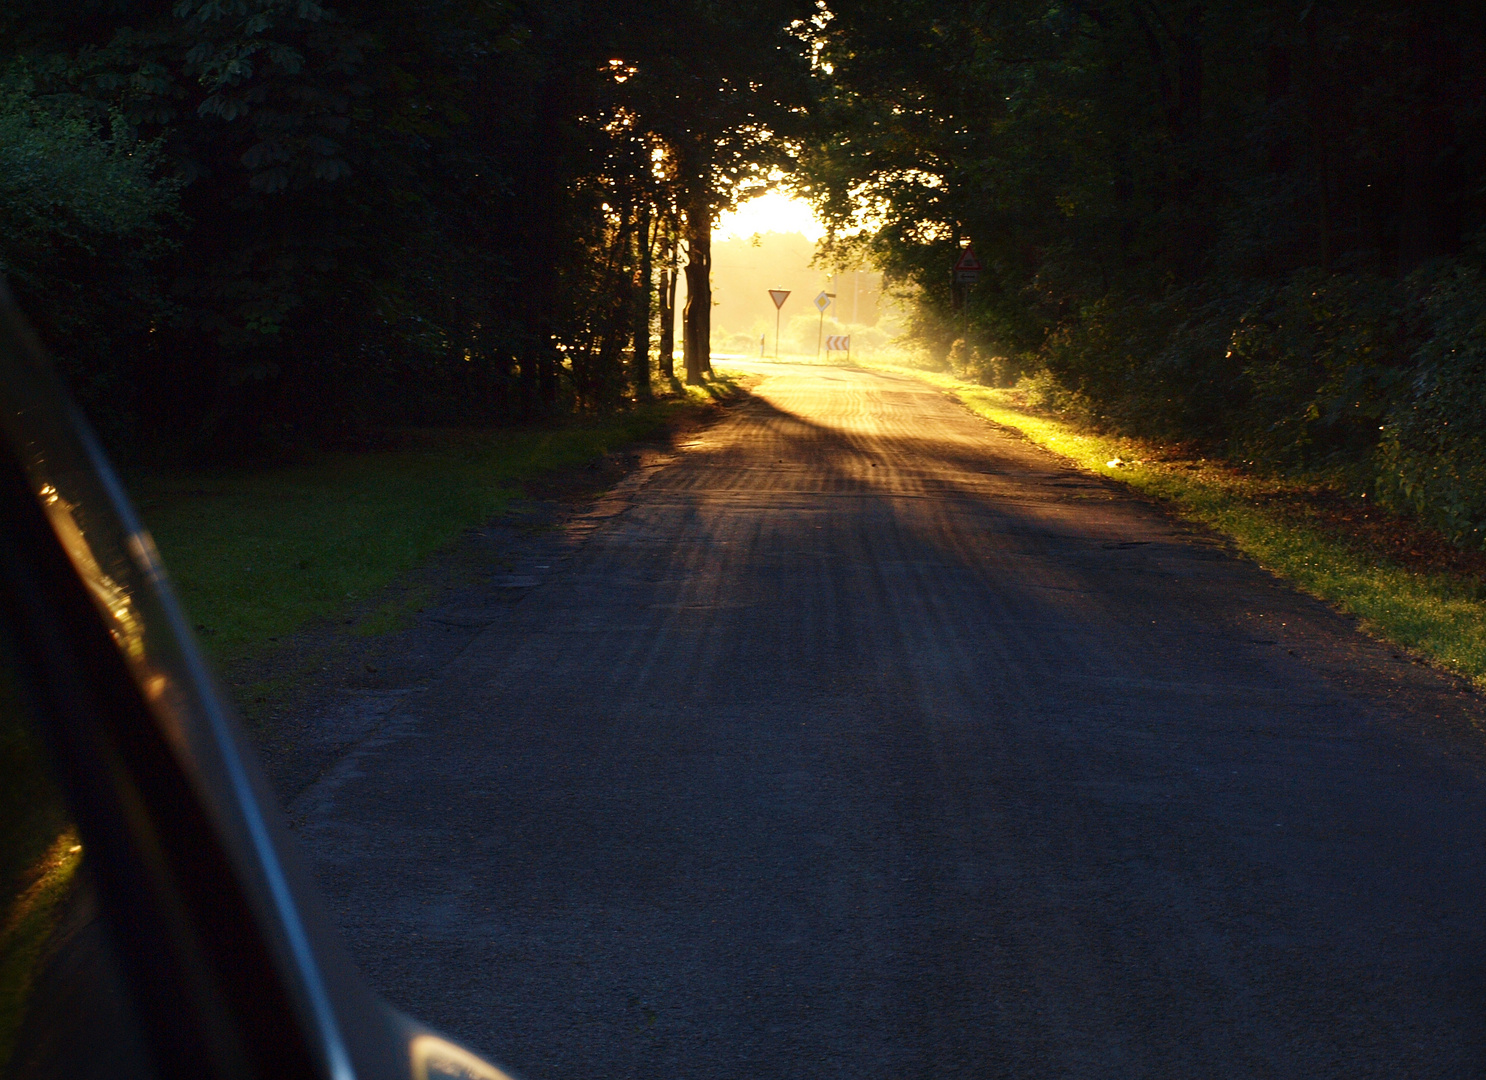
left=1172, top=2, right=1204, bottom=279
left=1131, top=0, right=1205, bottom=279
left=511, top=85, right=568, bottom=417
left=1396, top=2, right=1461, bottom=273
left=658, top=238, right=677, bottom=380
left=632, top=201, right=653, bottom=399
left=682, top=192, right=711, bottom=385
left=1305, top=4, right=1332, bottom=269
left=1174, top=2, right=1203, bottom=143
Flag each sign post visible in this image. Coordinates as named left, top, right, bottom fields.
left=953, top=247, right=982, bottom=285
left=814, top=290, right=834, bottom=357
left=768, top=290, right=791, bottom=359
left=952, top=247, right=982, bottom=343
left=824, top=334, right=851, bottom=362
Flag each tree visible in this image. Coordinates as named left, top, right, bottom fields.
left=804, top=0, right=1486, bottom=545
left=618, top=0, right=815, bottom=383
left=0, top=0, right=816, bottom=450
left=0, top=70, right=179, bottom=447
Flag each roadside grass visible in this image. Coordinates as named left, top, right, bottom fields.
left=132, top=382, right=731, bottom=667
left=858, top=360, right=1486, bottom=687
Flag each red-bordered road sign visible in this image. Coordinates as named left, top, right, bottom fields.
left=954, top=247, right=982, bottom=285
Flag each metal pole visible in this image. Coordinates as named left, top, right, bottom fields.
left=775, top=308, right=781, bottom=359
left=817, top=309, right=824, bottom=358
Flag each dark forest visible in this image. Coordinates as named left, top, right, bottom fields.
left=0, top=0, right=813, bottom=454
left=809, top=1, right=1486, bottom=549
left=5, top=1, right=1486, bottom=545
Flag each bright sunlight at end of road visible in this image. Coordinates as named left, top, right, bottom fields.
left=717, top=192, right=826, bottom=242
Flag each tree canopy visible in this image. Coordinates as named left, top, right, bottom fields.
left=0, top=0, right=813, bottom=456
left=802, top=0, right=1486, bottom=547
left=8, top=0, right=1486, bottom=549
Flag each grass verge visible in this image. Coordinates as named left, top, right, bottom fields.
left=860, top=360, right=1486, bottom=688
left=132, top=380, right=734, bottom=666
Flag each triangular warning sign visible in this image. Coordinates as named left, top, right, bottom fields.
left=953, top=247, right=982, bottom=272
left=768, top=289, right=791, bottom=309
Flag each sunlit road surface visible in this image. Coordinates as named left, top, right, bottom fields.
left=296, top=362, right=1486, bottom=1079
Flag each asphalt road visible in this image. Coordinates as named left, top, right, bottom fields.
left=293, top=362, right=1486, bottom=1079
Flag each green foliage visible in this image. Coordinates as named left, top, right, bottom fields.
left=1, top=0, right=810, bottom=457
left=0, top=70, right=179, bottom=445
left=945, top=338, right=1021, bottom=388
left=0, top=79, right=175, bottom=264
left=1223, top=271, right=1404, bottom=465
left=805, top=1, right=1486, bottom=552
left=1376, top=263, right=1486, bottom=548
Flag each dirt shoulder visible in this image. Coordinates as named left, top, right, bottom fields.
left=229, top=383, right=752, bottom=805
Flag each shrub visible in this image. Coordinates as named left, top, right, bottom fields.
left=1224, top=270, right=1405, bottom=468
left=1376, top=262, right=1486, bottom=548
left=0, top=72, right=179, bottom=449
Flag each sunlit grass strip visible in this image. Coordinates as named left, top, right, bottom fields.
left=867, top=361, right=1486, bottom=687
left=0, top=830, right=82, bottom=1067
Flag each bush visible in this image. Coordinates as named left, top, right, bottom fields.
left=1224, top=270, right=1405, bottom=468
left=0, top=81, right=176, bottom=275
left=0, top=72, right=178, bottom=449
left=1376, top=262, right=1486, bottom=548
left=969, top=255, right=1486, bottom=554
left=947, top=338, right=1021, bottom=387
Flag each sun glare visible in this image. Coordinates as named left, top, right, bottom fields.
left=717, top=192, right=826, bottom=242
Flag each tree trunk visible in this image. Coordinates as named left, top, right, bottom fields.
left=1396, top=3, right=1461, bottom=273
left=1305, top=4, right=1332, bottom=269
left=1174, top=3, right=1203, bottom=143
left=511, top=85, right=567, bottom=417
left=682, top=194, right=711, bottom=385
left=632, top=201, right=653, bottom=399
left=659, top=241, right=677, bottom=380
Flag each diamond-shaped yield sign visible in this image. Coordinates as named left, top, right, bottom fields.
left=768, top=289, right=791, bottom=309
left=814, top=291, right=832, bottom=312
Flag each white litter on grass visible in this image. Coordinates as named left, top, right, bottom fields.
left=1106, top=457, right=1125, bottom=468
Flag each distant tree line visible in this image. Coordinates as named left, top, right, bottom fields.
left=0, top=0, right=811, bottom=459
left=805, top=1, right=1486, bottom=548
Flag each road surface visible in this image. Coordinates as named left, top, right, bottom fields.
left=292, top=362, right=1486, bottom=1079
